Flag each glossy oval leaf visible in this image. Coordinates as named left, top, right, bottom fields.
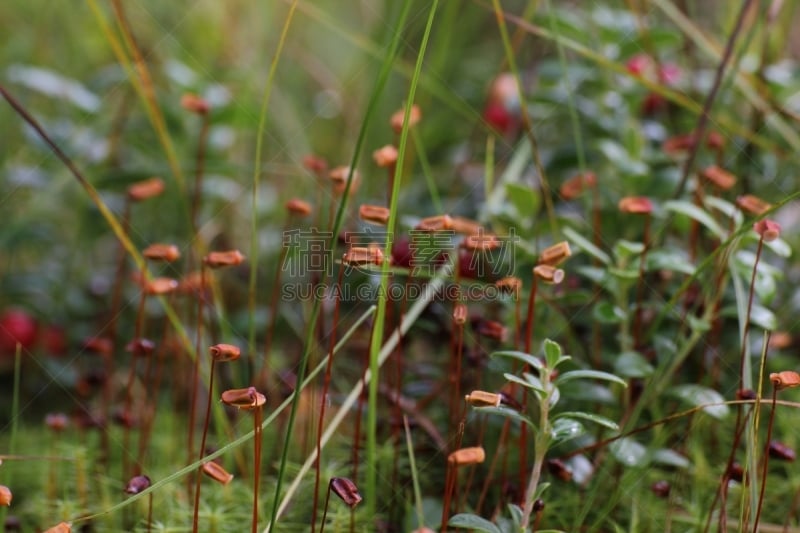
left=764, top=236, right=792, bottom=258
left=663, top=200, right=726, bottom=239
left=652, top=448, right=691, bottom=469
left=555, top=369, right=627, bottom=387
left=566, top=454, right=595, bottom=485
left=551, top=417, right=585, bottom=445
left=608, top=266, right=641, bottom=280
left=493, top=350, right=544, bottom=371
left=668, top=384, right=729, bottom=420
left=475, top=405, right=536, bottom=430
left=646, top=249, right=696, bottom=276
left=504, top=373, right=545, bottom=396
left=533, top=482, right=551, bottom=501
left=576, top=266, right=608, bottom=285
left=704, top=196, right=742, bottom=223
left=720, top=304, right=777, bottom=331
left=613, top=351, right=654, bottom=378
left=613, top=239, right=645, bottom=260
left=543, top=339, right=562, bottom=368
left=548, top=385, right=561, bottom=408
left=522, top=372, right=547, bottom=392
left=554, top=411, right=620, bottom=431
left=448, top=513, right=502, bottom=533
left=563, top=226, right=611, bottom=265
left=506, top=183, right=540, bottom=222
left=507, top=503, right=523, bottom=526
left=593, top=301, right=625, bottom=324
left=609, top=437, right=648, bottom=467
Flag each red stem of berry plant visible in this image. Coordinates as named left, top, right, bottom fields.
left=311, top=265, right=344, bottom=532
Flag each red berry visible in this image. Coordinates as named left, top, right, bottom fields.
left=483, top=102, right=514, bottom=134
left=0, top=309, right=38, bottom=355
left=626, top=54, right=651, bottom=76
left=659, top=63, right=681, bottom=85
left=391, top=236, right=413, bottom=269
left=641, top=92, right=667, bottom=116
left=41, top=324, right=67, bottom=356
left=457, top=248, right=481, bottom=280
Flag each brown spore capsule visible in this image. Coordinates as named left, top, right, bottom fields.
left=204, top=250, right=245, bottom=269
left=330, top=477, right=363, bottom=508
left=209, top=343, right=241, bottom=363
left=127, top=177, right=165, bottom=202
left=221, top=387, right=266, bottom=410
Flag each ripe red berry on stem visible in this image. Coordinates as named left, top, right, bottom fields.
left=0, top=309, right=38, bottom=355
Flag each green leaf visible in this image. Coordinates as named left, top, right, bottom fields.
left=523, top=372, right=546, bottom=390
left=749, top=304, right=777, bottom=331
left=533, top=482, right=551, bottom=501
left=448, top=513, right=502, bottom=533
left=576, top=266, right=608, bottom=285
left=764, top=236, right=792, bottom=258
left=609, top=437, right=648, bottom=467
left=493, top=350, right=544, bottom=371
left=613, top=239, right=645, bottom=260
left=651, top=448, right=691, bottom=469
left=597, top=139, right=648, bottom=176
left=686, top=314, right=711, bottom=333
left=564, top=383, right=616, bottom=404
left=734, top=250, right=782, bottom=278
left=506, top=182, right=540, bottom=222
left=543, top=339, right=562, bottom=368
left=548, top=385, right=561, bottom=408
left=663, top=200, right=726, bottom=239
left=555, top=369, right=627, bottom=387
left=563, top=226, right=611, bottom=265
left=608, top=267, right=641, bottom=280
left=613, top=351, right=654, bottom=378
left=646, top=249, right=696, bottom=276
left=720, top=304, right=776, bottom=331
left=475, top=405, right=536, bottom=430
left=507, top=503, right=523, bottom=525
left=551, top=417, right=585, bottom=445
left=554, top=412, right=620, bottom=431
left=668, top=384, right=729, bottom=420
left=504, top=372, right=545, bottom=396
left=554, top=355, right=572, bottom=368
left=593, top=301, right=625, bottom=324
left=703, top=196, right=741, bottom=223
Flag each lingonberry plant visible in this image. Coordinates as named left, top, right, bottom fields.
left=2, top=1, right=800, bottom=532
